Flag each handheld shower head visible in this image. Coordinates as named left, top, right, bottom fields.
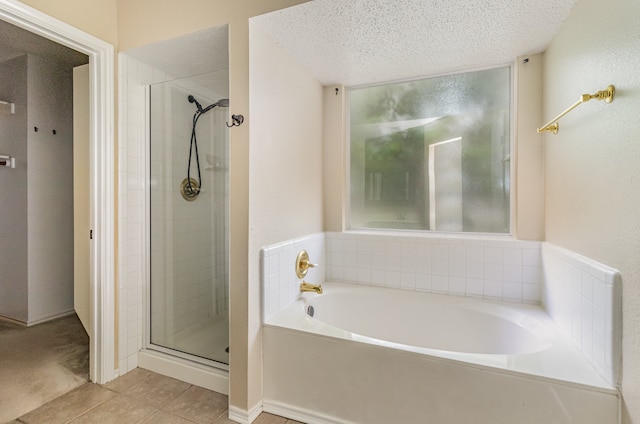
left=188, top=95, right=203, bottom=112
left=183, top=96, right=231, bottom=202
left=215, top=98, right=230, bottom=108
left=201, top=98, right=230, bottom=114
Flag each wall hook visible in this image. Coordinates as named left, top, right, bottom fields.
left=226, top=114, right=244, bottom=128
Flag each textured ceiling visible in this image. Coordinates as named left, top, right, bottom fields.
left=252, top=0, right=578, bottom=86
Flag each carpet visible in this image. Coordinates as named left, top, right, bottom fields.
left=0, top=314, right=89, bottom=423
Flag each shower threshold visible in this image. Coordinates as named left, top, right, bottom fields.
left=140, top=314, right=229, bottom=394
left=138, top=347, right=229, bottom=395
left=169, top=315, right=229, bottom=365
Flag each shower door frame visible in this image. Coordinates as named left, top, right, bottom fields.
left=140, top=85, right=230, bottom=395
left=0, top=1, right=116, bottom=384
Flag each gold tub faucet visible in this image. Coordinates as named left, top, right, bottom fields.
left=300, top=281, right=323, bottom=294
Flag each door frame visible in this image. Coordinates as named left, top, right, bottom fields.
left=0, top=1, right=115, bottom=383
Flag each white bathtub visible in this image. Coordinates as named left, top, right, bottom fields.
left=263, top=282, right=618, bottom=424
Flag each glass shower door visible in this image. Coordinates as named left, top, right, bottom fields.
left=148, top=74, right=229, bottom=366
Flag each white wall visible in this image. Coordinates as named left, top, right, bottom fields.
left=542, top=0, right=640, bottom=421
left=249, top=25, right=324, bottom=411
left=0, top=55, right=28, bottom=322
left=26, top=54, right=75, bottom=324
left=0, top=54, right=74, bottom=325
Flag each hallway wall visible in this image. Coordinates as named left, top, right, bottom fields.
left=0, top=55, right=28, bottom=321
left=0, top=54, right=75, bottom=324
left=26, top=54, right=75, bottom=324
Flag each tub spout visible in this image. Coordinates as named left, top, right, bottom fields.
left=300, top=281, right=323, bottom=294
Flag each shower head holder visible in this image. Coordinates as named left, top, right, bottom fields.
left=180, top=177, right=200, bottom=201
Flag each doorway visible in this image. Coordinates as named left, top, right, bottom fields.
left=0, top=0, right=115, bottom=384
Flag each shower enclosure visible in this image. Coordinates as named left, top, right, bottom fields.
left=148, top=73, right=229, bottom=367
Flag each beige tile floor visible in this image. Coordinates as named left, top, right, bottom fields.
left=10, top=368, right=302, bottom=424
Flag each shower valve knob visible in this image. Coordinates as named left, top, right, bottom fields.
left=295, top=250, right=317, bottom=279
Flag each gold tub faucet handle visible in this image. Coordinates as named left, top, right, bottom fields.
left=295, top=250, right=318, bottom=278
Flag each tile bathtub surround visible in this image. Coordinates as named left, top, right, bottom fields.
left=261, top=233, right=325, bottom=322
left=261, top=231, right=542, bottom=319
left=325, top=231, right=542, bottom=304
left=261, top=232, right=621, bottom=389
left=541, top=242, right=622, bottom=388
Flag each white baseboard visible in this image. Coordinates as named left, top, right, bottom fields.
left=138, top=349, right=228, bottom=395
left=0, top=314, right=27, bottom=326
left=228, top=403, right=262, bottom=424
left=263, top=399, right=351, bottom=424
left=27, top=309, right=76, bottom=327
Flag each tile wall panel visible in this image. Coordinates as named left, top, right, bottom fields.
left=541, top=242, right=621, bottom=387
left=326, top=232, right=542, bottom=304
left=261, top=233, right=325, bottom=322
left=118, top=54, right=172, bottom=375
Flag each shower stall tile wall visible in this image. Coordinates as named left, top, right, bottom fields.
left=118, top=55, right=179, bottom=373
left=541, top=242, right=622, bottom=387
left=118, top=54, right=158, bottom=374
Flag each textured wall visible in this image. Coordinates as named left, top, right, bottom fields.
left=542, top=0, right=640, bottom=421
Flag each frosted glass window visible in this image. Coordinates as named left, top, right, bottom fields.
left=349, top=67, right=511, bottom=233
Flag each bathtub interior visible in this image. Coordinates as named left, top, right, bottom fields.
left=268, top=282, right=615, bottom=392
left=307, top=285, right=549, bottom=355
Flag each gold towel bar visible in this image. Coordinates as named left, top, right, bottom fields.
left=537, top=85, right=615, bottom=134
